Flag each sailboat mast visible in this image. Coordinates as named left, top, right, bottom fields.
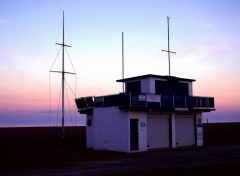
left=61, top=11, right=65, bottom=138
left=122, top=32, right=125, bottom=93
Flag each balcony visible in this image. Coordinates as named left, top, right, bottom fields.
left=75, top=93, right=215, bottom=114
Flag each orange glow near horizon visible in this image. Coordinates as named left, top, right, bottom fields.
left=1, top=0, right=240, bottom=125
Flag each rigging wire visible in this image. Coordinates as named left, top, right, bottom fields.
left=56, top=82, right=62, bottom=126
left=64, top=77, right=78, bottom=126
left=50, top=46, right=62, bottom=71
left=49, top=46, right=63, bottom=127
left=66, top=48, right=78, bottom=127
left=65, top=78, right=76, bottom=96
left=49, top=72, right=51, bottom=126
left=49, top=13, right=78, bottom=130
left=49, top=43, right=77, bottom=127
left=66, top=48, right=77, bottom=74
left=65, top=83, right=74, bottom=126
left=74, top=75, right=77, bottom=126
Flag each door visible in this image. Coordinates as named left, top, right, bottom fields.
left=176, top=114, right=195, bottom=147
left=147, top=114, right=170, bottom=149
left=130, top=119, right=139, bottom=151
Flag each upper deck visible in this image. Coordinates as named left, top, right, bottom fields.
left=75, top=93, right=215, bottom=114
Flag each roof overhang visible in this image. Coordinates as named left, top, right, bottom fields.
left=116, top=74, right=196, bottom=83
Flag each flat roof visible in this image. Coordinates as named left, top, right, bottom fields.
left=116, top=74, right=196, bottom=83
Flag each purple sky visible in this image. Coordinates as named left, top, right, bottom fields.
left=0, top=0, right=240, bottom=126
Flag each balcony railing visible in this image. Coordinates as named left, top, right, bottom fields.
left=75, top=93, right=215, bottom=114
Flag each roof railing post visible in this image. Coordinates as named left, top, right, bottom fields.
left=173, top=94, right=175, bottom=108
left=185, top=96, right=186, bottom=108
left=103, top=96, right=105, bottom=107
left=129, top=92, right=132, bottom=107
left=196, top=97, right=197, bottom=108
left=146, top=93, right=148, bottom=108
left=160, top=94, right=161, bottom=108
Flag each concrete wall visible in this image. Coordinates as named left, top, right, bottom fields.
left=171, top=113, right=176, bottom=148
left=92, top=107, right=129, bottom=152
left=86, top=114, right=94, bottom=148
left=149, top=78, right=155, bottom=93
left=87, top=107, right=203, bottom=152
left=196, top=113, right=203, bottom=146
left=188, top=82, right=193, bottom=96
left=141, top=78, right=150, bottom=93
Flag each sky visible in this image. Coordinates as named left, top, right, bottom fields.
left=0, top=0, right=240, bottom=126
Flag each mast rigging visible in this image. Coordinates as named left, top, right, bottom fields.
left=50, top=11, right=75, bottom=138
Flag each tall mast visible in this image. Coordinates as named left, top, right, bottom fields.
left=54, top=11, right=71, bottom=138
left=50, top=11, right=75, bottom=138
left=61, top=11, right=65, bottom=138
left=162, top=16, right=176, bottom=76
left=122, top=32, right=125, bottom=93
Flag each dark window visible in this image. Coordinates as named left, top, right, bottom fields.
left=155, top=80, right=189, bottom=96
left=126, top=81, right=141, bottom=93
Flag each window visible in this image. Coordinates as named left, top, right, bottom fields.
left=155, top=80, right=188, bottom=96
left=126, top=81, right=141, bottom=93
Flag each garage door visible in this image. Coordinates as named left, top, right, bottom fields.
left=176, top=114, right=195, bottom=147
left=147, top=114, right=170, bottom=149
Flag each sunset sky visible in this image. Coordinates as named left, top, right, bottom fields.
left=0, top=0, right=240, bottom=126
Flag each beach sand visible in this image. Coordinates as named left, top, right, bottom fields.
left=0, top=123, right=240, bottom=175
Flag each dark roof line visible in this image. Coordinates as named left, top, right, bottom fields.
left=116, top=74, right=196, bottom=83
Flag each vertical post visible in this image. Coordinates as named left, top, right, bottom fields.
left=159, top=94, right=161, bottom=108
left=53, top=11, right=72, bottom=138
left=172, top=94, right=175, bottom=108
left=167, top=16, right=170, bottom=76
left=62, top=11, right=65, bottom=139
left=146, top=94, right=148, bottom=107
left=162, top=16, right=176, bottom=76
left=122, top=32, right=125, bottom=93
left=196, top=97, right=197, bottom=108
left=185, top=96, right=186, bottom=108
left=171, top=113, right=176, bottom=148
left=129, top=92, right=131, bottom=107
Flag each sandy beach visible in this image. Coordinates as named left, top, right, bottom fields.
left=0, top=123, right=240, bottom=175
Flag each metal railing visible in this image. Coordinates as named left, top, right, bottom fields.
left=75, top=93, right=215, bottom=112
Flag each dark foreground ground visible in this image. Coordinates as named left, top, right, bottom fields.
left=1, top=123, right=240, bottom=176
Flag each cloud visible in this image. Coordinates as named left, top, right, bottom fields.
left=0, top=19, right=8, bottom=24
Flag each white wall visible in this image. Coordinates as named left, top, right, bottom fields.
left=149, top=78, right=156, bottom=93
left=86, top=114, right=94, bottom=148
left=129, top=111, right=147, bottom=152
left=141, top=78, right=150, bottom=93
left=141, top=78, right=168, bottom=94
left=188, top=82, right=193, bottom=96
left=93, top=107, right=129, bottom=152
left=196, top=113, right=203, bottom=146
left=171, top=113, right=176, bottom=148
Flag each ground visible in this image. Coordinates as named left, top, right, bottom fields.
left=0, top=123, right=240, bottom=175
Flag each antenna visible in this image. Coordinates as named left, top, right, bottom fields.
left=122, top=32, right=125, bottom=93
left=50, top=11, right=75, bottom=138
left=162, top=16, right=176, bottom=76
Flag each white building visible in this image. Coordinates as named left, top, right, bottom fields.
left=75, top=74, right=215, bottom=153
